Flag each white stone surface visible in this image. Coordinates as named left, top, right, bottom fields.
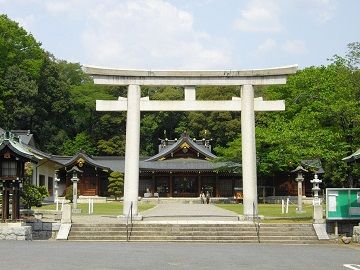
left=123, top=84, right=141, bottom=217
left=0, top=224, right=32, bottom=241
left=84, top=65, right=298, bottom=77
left=56, top=224, right=71, bottom=240
left=313, top=204, right=324, bottom=223
left=313, top=223, right=329, bottom=240
left=296, top=179, right=303, bottom=213
left=83, top=65, right=298, bottom=86
left=241, top=85, right=258, bottom=217
left=61, top=204, right=72, bottom=224
left=184, top=86, right=196, bottom=100
left=97, top=99, right=285, bottom=112
left=353, top=224, right=360, bottom=243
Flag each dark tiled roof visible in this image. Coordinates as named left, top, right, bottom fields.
left=0, top=133, right=42, bottom=162
left=51, top=155, right=237, bottom=173
left=0, top=129, right=35, bottom=147
left=51, top=153, right=125, bottom=172
left=140, top=158, right=224, bottom=172
left=146, top=135, right=216, bottom=161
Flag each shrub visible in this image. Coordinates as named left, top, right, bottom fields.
left=21, top=183, right=49, bottom=209
left=65, top=184, right=79, bottom=202
left=108, top=171, right=124, bottom=200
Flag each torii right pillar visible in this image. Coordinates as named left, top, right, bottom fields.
left=241, top=84, right=258, bottom=218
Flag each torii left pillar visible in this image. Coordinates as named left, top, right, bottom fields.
left=123, top=85, right=141, bottom=216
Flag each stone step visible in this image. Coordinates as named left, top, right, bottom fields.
left=68, top=235, right=317, bottom=242
left=67, top=223, right=318, bottom=243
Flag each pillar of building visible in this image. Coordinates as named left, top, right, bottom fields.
left=123, top=84, right=141, bottom=216
left=241, top=84, right=258, bottom=218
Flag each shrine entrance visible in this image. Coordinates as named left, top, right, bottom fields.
left=84, top=65, right=297, bottom=218
left=173, top=176, right=198, bottom=197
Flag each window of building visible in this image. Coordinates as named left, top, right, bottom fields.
left=48, top=176, right=53, bottom=196
left=39, top=174, right=45, bottom=186
left=1, top=161, right=17, bottom=177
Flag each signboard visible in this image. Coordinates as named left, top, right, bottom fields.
left=326, top=188, right=360, bottom=220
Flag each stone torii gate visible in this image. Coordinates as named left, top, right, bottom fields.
left=83, top=65, right=297, bottom=219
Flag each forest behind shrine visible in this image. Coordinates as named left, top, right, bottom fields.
left=0, top=14, right=359, bottom=187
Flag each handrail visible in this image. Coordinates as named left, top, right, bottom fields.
left=253, top=202, right=260, bottom=243
left=126, top=202, right=133, bottom=242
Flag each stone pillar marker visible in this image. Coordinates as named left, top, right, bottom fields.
left=84, top=65, right=298, bottom=219
left=292, top=165, right=308, bottom=213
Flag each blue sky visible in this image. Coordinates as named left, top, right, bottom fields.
left=1, top=0, right=359, bottom=70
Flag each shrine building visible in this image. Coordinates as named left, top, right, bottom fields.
left=0, top=129, right=240, bottom=201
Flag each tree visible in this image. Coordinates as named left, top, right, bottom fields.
left=21, top=183, right=49, bottom=209
left=216, top=60, right=360, bottom=187
left=0, top=14, right=44, bottom=78
left=1, top=65, right=38, bottom=129
left=62, top=132, right=98, bottom=155
left=97, top=135, right=126, bottom=155
left=107, top=171, right=124, bottom=200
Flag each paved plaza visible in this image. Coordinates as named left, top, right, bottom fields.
left=0, top=241, right=359, bottom=270
left=72, top=203, right=241, bottom=224
left=141, top=203, right=240, bottom=221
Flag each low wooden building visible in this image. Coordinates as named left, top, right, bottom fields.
left=138, top=134, right=240, bottom=197
left=51, top=134, right=240, bottom=198
left=2, top=129, right=319, bottom=201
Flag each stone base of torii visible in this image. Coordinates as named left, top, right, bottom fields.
left=84, top=66, right=298, bottom=219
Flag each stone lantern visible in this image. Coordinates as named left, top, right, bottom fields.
left=310, top=172, right=324, bottom=223
left=292, top=165, right=308, bottom=213
left=67, top=166, right=83, bottom=211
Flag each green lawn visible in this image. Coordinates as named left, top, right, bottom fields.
left=34, top=202, right=155, bottom=215
left=216, top=203, right=316, bottom=222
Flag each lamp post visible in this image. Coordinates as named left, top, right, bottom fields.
left=292, top=165, right=308, bottom=213
left=68, top=166, right=83, bottom=210
left=310, top=172, right=324, bottom=223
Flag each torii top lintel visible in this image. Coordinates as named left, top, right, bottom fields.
left=83, top=65, right=298, bottom=86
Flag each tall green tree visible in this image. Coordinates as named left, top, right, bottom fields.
left=217, top=56, right=360, bottom=187
left=62, top=132, right=97, bottom=155
left=107, top=171, right=124, bottom=200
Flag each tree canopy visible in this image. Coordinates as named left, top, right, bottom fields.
left=1, top=14, right=359, bottom=187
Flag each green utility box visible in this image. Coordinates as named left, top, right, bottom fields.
left=326, top=188, right=360, bottom=220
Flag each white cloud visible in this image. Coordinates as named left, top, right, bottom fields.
left=282, top=40, right=308, bottom=55
left=295, top=0, right=337, bottom=23
left=256, top=38, right=277, bottom=54
left=233, top=0, right=283, bottom=33
left=44, top=2, right=71, bottom=13
left=80, top=0, right=231, bottom=69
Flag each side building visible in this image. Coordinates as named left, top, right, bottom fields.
left=2, top=129, right=316, bottom=202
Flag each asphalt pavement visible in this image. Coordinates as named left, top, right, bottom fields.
left=0, top=241, right=359, bottom=270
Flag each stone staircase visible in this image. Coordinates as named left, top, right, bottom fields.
left=68, top=223, right=320, bottom=243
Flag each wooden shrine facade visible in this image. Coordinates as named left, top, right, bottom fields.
left=138, top=134, right=240, bottom=198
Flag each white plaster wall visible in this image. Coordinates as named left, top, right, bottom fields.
left=32, top=160, right=57, bottom=201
